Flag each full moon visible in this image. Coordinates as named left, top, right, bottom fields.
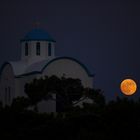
left=120, top=79, right=137, bottom=96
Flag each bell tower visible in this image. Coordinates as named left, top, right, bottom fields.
left=20, top=29, right=56, bottom=64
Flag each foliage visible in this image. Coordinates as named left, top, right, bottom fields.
left=11, top=97, right=31, bottom=112
left=25, top=76, right=86, bottom=111
left=2, top=76, right=140, bottom=139
left=24, top=77, right=49, bottom=105
left=0, top=97, right=140, bottom=139
left=83, top=88, right=105, bottom=107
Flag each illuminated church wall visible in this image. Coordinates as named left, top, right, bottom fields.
left=0, top=28, right=93, bottom=113
left=21, top=41, right=55, bottom=65
left=0, top=64, right=15, bottom=106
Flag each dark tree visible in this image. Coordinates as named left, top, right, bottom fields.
left=56, top=76, right=84, bottom=111
left=24, top=75, right=105, bottom=112
left=11, top=97, right=30, bottom=112
left=24, top=76, right=84, bottom=111
left=84, top=88, right=105, bottom=107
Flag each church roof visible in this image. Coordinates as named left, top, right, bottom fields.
left=18, top=57, right=94, bottom=77
left=0, top=57, right=94, bottom=78
left=0, top=61, right=27, bottom=76
left=21, top=29, right=56, bottom=42
left=25, top=59, right=51, bottom=74
left=9, top=61, right=27, bottom=75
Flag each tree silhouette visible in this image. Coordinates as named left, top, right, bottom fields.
left=24, top=75, right=106, bottom=112
left=25, top=77, right=48, bottom=105
left=24, top=76, right=84, bottom=111
left=1, top=79, right=140, bottom=139
left=11, top=97, right=30, bottom=112
left=79, top=88, right=105, bottom=109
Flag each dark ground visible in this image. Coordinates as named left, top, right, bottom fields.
left=0, top=97, right=140, bottom=140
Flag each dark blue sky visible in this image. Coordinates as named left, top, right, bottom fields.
left=0, top=0, right=140, bottom=100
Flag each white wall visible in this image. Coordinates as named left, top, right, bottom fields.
left=0, top=58, right=93, bottom=112
left=37, top=94, right=56, bottom=113
left=15, top=74, right=56, bottom=113
left=15, top=73, right=41, bottom=97
left=21, top=41, right=55, bottom=64
left=42, top=59, right=93, bottom=88
left=0, top=64, right=15, bottom=105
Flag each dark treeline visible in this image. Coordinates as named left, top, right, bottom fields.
left=0, top=76, right=140, bottom=139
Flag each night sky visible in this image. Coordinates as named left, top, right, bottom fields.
left=0, top=0, right=140, bottom=100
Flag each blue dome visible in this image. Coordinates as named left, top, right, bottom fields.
left=21, top=29, right=56, bottom=42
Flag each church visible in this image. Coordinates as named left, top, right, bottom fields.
left=0, top=28, right=93, bottom=112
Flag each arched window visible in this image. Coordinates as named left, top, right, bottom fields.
left=25, top=42, right=28, bottom=56
left=48, top=43, right=52, bottom=56
left=8, top=87, right=11, bottom=103
left=36, top=42, right=40, bottom=55
left=5, top=87, right=11, bottom=104
left=5, top=87, right=7, bottom=103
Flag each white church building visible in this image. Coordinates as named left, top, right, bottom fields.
left=0, top=28, right=93, bottom=112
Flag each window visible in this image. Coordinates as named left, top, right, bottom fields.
left=5, top=88, right=7, bottom=103
left=25, top=43, right=28, bottom=56
left=48, top=43, right=52, bottom=56
left=8, top=87, right=11, bottom=103
left=5, top=87, right=11, bottom=104
left=36, top=42, right=40, bottom=55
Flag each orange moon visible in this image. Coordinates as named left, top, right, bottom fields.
left=120, top=79, right=137, bottom=96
